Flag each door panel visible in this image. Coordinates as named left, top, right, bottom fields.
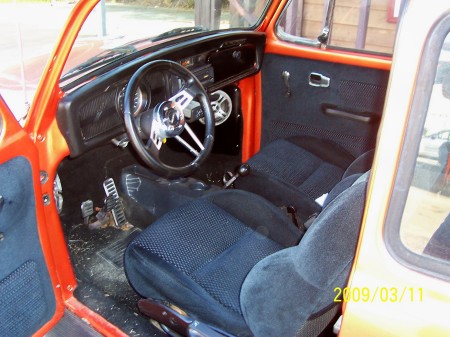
left=0, top=96, right=57, bottom=337
left=260, top=53, right=390, bottom=157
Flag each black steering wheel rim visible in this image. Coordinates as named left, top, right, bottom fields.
left=124, top=60, right=215, bottom=178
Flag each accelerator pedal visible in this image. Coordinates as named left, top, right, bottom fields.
left=103, top=178, right=131, bottom=230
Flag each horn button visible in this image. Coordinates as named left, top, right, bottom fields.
left=155, top=101, right=185, bottom=138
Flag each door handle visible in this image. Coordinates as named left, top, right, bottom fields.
left=309, top=72, right=330, bottom=87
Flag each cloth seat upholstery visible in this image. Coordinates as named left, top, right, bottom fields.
left=124, top=189, right=301, bottom=336
left=424, top=213, right=450, bottom=260
left=236, top=136, right=373, bottom=219
left=124, top=173, right=369, bottom=337
left=240, top=173, right=368, bottom=336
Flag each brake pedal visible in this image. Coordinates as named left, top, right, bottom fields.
left=81, top=200, right=94, bottom=225
left=103, top=178, right=130, bottom=229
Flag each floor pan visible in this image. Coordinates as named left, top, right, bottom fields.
left=68, top=223, right=163, bottom=337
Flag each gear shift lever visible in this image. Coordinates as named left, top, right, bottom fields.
left=222, top=164, right=250, bottom=189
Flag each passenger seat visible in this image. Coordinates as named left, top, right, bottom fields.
left=235, top=136, right=374, bottom=222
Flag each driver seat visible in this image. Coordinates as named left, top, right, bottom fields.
left=124, top=172, right=369, bottom=337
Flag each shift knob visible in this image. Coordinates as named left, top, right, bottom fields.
left=237, top=163, right=250, bottom=176
left=222, top=163, right=251, bottom=189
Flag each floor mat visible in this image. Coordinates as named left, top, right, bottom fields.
left=68, top=223, right=142, bottom=311
left=97, top=227, right=141, bottom=269
left=68, top=223, right=165, bottom=337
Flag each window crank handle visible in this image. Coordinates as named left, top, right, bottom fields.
left=282, top=71, right=291, bottom=97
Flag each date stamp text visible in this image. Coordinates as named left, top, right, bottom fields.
left=334, top=287, right=423, bottom=303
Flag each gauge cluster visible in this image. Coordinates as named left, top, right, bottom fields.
left=116, top=84, right=151, bottom=117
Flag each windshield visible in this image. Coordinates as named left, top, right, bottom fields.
left=0, top=0, right=271, bottom=122
left=62, top=0, right=271, bottom=81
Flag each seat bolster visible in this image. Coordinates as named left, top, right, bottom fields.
left=124, top=232, right=253, bottom=336
left=241, top=248, right=311, bottom=337
left=342, top=149, right=375, bottom=179
left=241, top=178, right=368, bottom=337
left=322, top=173, right=362, bottom=208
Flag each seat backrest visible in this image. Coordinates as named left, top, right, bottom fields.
left=240, top=172, right=369, bottom=337
left=342, top=149, right=375, bottom=179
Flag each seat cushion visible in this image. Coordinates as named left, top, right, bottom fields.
left=245, top=137, right=355, bottom=200
left=235, top=136, right=357, bottom=220
left=124, top=190, right=301, bottom=336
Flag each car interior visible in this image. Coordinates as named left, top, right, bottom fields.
left=54, top=30, right=390, bottom=337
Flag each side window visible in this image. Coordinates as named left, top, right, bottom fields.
left=399, top=33, right=450, bottom=264
left=277, top=0, right=400, bottom=54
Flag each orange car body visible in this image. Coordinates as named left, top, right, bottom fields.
left=0, top=0, right=449, bottom=336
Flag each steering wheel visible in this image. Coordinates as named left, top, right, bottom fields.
left=124, top=60, right=215, bottom=178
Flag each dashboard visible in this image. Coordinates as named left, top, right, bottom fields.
left=57, top=31, right=266, bottom=157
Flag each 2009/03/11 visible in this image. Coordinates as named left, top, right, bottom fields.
left=334, top=287, right=424, bottom=303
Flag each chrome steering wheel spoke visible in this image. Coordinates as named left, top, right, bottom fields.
left=147, top=129, right=163, bottom=151
left=184, top=123, right=205, bottom=151
left=124, top=60, right=214, bottom=178
left=175, top=136, right=200, bottom=157
left=170, top=89, right=194, bottom=111
left=174, top=123, right=205, bottom=158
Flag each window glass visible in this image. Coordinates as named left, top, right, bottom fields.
left=399, top=34, right=450, bottom=262
left=62, top=0, right=270, bottom=83
left=277, top=0, right=399, bottom=54
left=330, top=0, right=398, bottom=53
left=0, top=0, right=271, bottom=122
left=277, top=0, right=325, bottom=42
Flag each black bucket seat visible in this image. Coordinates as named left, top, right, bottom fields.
left=124, top=172, right=369, bottom=337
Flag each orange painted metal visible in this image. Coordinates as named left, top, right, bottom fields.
left=0, top=96, right=65, bottom=336
left=23, top=0, right=101, bottom=306
left=265, top=40, right=392, bottom=70
left=339, top=1, right=450, bottom=336
left=257, top=0, right=285, bottom=32
left=239, top=76, right=257, bottom=162
left=252, top=72, right=263, bottom=155
left=65, top=297, right=129, bottom=337
left=5, top=0, right=106, bottom=334
left=266, top=37, right=391, bottom=70
left=25, top=0, right=99, bottom=141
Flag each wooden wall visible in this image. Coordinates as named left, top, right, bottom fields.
left=287, top=0, right=397, bottom=54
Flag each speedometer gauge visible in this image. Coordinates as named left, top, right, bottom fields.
left=117, top=84, right=150, bottom=117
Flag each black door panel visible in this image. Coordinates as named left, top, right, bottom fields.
left=260, top=54, right=390, bottom=157
left=0, top=157, right=56, bottom=337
